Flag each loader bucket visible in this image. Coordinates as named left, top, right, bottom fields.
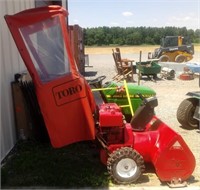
left=5, top=6, right=96, bottom=148
left=133, top=116, right=195, bottom=182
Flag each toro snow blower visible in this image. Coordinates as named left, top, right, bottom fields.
left=5, top=5, right=195, bottom=187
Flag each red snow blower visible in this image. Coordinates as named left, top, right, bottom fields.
left=5, top=5, right=195, bottom=187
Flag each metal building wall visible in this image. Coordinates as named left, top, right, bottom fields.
left=0, top=0, right=35, bottom=161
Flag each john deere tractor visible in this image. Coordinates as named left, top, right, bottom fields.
left=149, top=36, right=194, bottom=63
left=88, top=76, right=156, bottom=122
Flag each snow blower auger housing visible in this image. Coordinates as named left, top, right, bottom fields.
left=5, top=5, right=195, bottom=187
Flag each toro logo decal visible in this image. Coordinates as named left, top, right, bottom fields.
left=52, top=79, right=86, bottom=106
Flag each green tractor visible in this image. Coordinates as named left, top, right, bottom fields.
left=88, top=76, right=156, bottom=121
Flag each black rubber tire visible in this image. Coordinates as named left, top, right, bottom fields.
left=176, top=98, right=199, bottom=129
left=107, top=147, right=145, bottom=184
left=159, top=55, right=170, bottom=62
left=175, top=54, right=186, bottom=63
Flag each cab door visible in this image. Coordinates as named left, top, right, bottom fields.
left=5, top=6, right=96, bottom=148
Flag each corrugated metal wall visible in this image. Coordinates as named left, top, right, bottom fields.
left=0, top=0, right=35, bottom=161
left=1, top=0, right=68, bottom=161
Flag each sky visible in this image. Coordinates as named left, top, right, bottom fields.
left=68, top=0, right=200, bottom=30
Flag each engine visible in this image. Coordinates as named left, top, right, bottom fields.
left=98, top=103, right=125, bottom=144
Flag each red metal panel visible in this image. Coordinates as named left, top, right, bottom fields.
left=133, top=116, right=196, bottom=182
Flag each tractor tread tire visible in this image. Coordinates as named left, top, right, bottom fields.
left=107, top=147, right=145, bottom=184
left=159, top=55, right=170, bottom=62
left=175, top=54, right=186, bottom=63
left=176, top=98, right=198, bottom=129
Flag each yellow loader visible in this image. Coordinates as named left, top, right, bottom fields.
left=148, top=36, right=194, bottom=63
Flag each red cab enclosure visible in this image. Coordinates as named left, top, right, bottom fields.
left=5, top=6, right=96, bottom=147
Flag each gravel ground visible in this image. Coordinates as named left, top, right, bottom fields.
left=84, top=53, right=200, bottom=188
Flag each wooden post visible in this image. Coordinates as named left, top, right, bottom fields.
left=138, top=51, right=142, bottom=86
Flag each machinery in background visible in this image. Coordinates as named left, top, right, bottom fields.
left=148, top=36, right=194, bottom=63
left=136, top=60, right=161, bottom=80
left=177, top=91, right=200, bottom=129
left=177, top=75, right=200, bottom=129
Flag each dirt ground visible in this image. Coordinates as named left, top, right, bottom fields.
left=85, top=45, right=200, bottom=56
left=84, top=45, right=200, bottom=188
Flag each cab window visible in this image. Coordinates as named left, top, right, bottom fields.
left=20, top=16, right=70, bottom=83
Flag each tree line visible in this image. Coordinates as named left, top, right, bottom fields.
left=83, top=26, right=200, bottom=46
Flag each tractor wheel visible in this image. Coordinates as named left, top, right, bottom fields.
left=159, top=55, right=170, bottom=62
left=107, top=147, right=145, bottom=184
left=175, top=54, right=186, bottom=63
left=177, top=98, right=199, bottom=129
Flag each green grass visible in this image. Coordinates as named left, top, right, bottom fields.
left=1, top=139, right=110, bottom=189
left=1, top=140, right=159, bottom=189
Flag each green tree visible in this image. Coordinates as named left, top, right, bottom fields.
left=84, top=26, right=198, bottom=46
left=194, top=29, right=200, bottom=43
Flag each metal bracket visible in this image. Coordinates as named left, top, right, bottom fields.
left=167, top=178, right=187, bottom=188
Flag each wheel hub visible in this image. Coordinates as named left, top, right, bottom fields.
left=116, top=158, right=137, bottom=178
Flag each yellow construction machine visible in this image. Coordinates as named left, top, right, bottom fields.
left=148, top=36, right=194, bottom=63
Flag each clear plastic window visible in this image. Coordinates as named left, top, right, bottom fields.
left=20, top=16, right=70, bottom=83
